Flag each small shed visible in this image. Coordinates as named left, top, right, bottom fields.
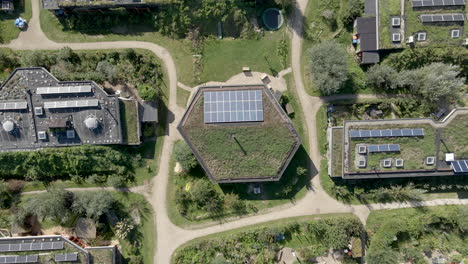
left=138, top=101, right=158, bottom=123
left=1, top=0, right=14, bottom=11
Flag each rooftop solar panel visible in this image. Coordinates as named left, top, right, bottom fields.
left=401, top=129, right=412, bottom=136
left=453, top=14, right=464, bottom=20
left=391, top=129, right=402, bottom=137
left=0, top=101, right=28, bottom=111
left=367, top=144, right=401, bottom=153
left=360, top=130, right=371, bottom=137
left=349, top=130, right=360, bottom=138
left=434, top=0, right=444, bottom=4
left=413, top=128, right=424, bottom=136
left=43, top=99, right=99, bottom=109
left=55, top=252, right=78, bottom=262
left=204, top=89, right=264, bottom=123
left=36, top=85, right=92, bottom=95
left=452, top=160, right=468, bottom=173
left=381, top=129, right=392, bottom=137
left=52, top=242, right=64, bottom=250
left=370, top=130, right=381, bottom=137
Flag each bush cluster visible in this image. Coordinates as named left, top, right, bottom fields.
left=0, top=145, right=138, bottom=184
left=174, top=216, right=364, bottom=264
left=366, top=206, right=468, bottom=264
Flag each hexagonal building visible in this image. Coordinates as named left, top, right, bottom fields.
left=178, top=84, right=301, bottom=183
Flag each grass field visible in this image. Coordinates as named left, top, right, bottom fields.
left=39, top=7, right=288, bottom=86
left=0, top=0, right=32, bottom=44
left=348, top=124, right=437, bottom=172
left=119, top=100, right=140, bottom=145
left=201, top=30, right=289, bottom=83
left=440, top=113, right=468, bottom=158
left=176, top=87, right=191, bottom=108
left=378, top=0, right=401, bottom=49
left=182, top=90, right=299, bottom=180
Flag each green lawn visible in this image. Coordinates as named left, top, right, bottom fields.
left=200, top=30, right=289, bottom=83
left=378, top=0, right=401, bottom=49
left=0, top=0, right=32, bottom=44
left=120, top=100, right=140, bottom=145
left=440, top=113, right=468, bottom=159
left=39, top=7, right=289, bottom=86
left=176, top=87, right=191, bottom=108
left=171, top=214, right=362, bottom=264
left=405, top=4, right=466, bottom=46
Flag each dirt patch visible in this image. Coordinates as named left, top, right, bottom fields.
left=42, top=226, right=73, bottom=236
left=103, top=81, right=140, bottom=100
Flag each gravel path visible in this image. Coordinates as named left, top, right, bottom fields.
left=2, top=1, right=468, bottom=263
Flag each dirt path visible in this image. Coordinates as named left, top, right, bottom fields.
left=2, top=1, right=468, bottom=264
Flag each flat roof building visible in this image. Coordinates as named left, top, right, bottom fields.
left=0, top=68, right=127, bottom=152
left=178, top=84, right=301, bottom=183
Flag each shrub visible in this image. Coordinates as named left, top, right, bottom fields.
left=174, top=141, right=198, bottom=171
left=72, top=191, right=115, bottom=220
left=308, top=41, right=348, bottom=95
left=137, top=84, right=158, bottom=101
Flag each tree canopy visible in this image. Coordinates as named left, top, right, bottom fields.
left=308, top=41, right=348, bottom=95
left=174, top=141, right=198, bottom=171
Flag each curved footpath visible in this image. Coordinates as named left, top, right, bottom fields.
left=2, top=1, right=468, bottom=263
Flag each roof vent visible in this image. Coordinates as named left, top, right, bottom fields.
left=84, top=117, right=99, bottom=130
left=2, top=120, right=14, bottom=133
left=417, top=32, right=427, bottom=41
left=392, top=17, right=401, bottom=27
left=392, top=33, right=401, bottom=42
left=38, top=131, right=47, bottom=140
left=451, top=29, right=460, bottom=38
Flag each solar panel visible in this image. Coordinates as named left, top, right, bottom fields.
left=367, top=144, right=400, bottom=153
left=43, top=99, right=99, bottom=109
left=0, top=101, right=28, bottom=111
left=349, top=130, right=361, bottom=138
left=51, top=242, right=64, bottom=250
left=36, top=85, right=92, bottom=95
left=401, top=129, right=412, bottom=136
left=452, top=160, right=468, bottom=173
left=421, top=13, right=464, bottom=22
left=204, top=89, right=264, bottom=123
left=0, top=255, right=38, bottom=264
left=349, top=128, right=425, bottom=138
left=412, top=0, right=465, bottom=6
left=55, top=253, right=78, bottom=262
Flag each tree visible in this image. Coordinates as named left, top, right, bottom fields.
left=366, top=247, right=399, bottom=264
left=340, top=0, right=363, bottom=26
left=190, top=180, right=223, bottom=213
left=137, top=84, right=158, bottom=101
left=174, top=141, right=198, bottom=171
left=366, top=64, right=400, bottom=90
left=72, top=191, right=115, bottom=220
left=96, top=60, right=118, bottom=83
left=308, top=41, right=348, bottom=95
left=23, top=188, right=72, bottom=222
left=400, top=63, right=464, bottom=103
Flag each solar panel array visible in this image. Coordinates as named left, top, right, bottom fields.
left=36, top=85, right=92, bottom=95
left=349, top=128, right=424, bottom=138
left=0, top=101, right=28, bottom=111
left=368, top=144, right=401, bottom=153
left=43, top=99, right=99, bottom=109
left=0, top=242, right=64, bottom=253
left=412, top=0, right=465, bottom=7
left=452, top=160, right=468, bottom=173
left=55, top=252, right=78, bottom=262
left=204, top=89, right=264, bottom=123
left=0, top=255, right=38, bottom=264
left=420, top=13, right=465, bottom=22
